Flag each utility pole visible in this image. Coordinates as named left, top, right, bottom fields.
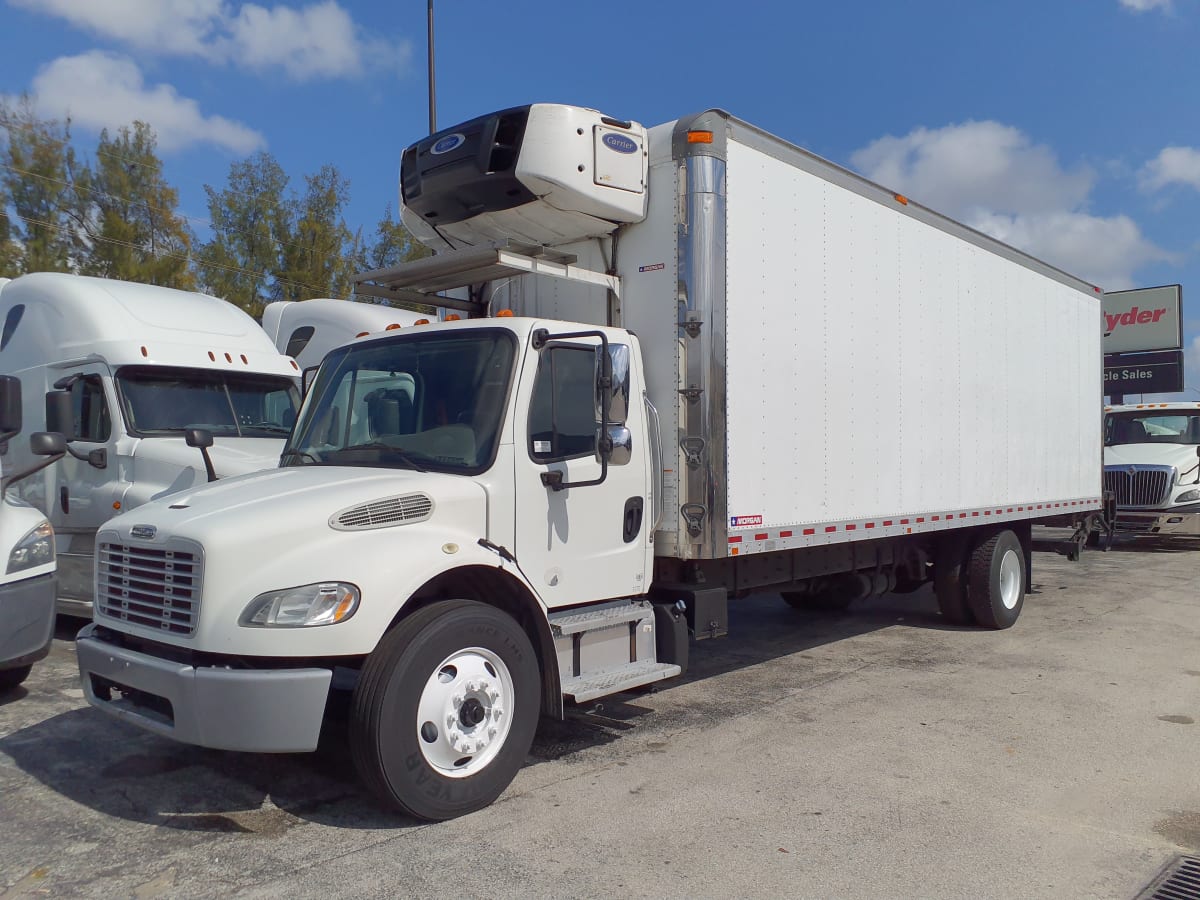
left=427, top=0, right=437, bottom=134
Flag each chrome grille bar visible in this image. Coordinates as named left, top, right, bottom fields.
left=96, top=542, right=202, bottom=636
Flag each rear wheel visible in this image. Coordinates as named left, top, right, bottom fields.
left=350, top=600, right=540, bottom=820
left=967, top=530, right=1026, bottom=629
left=933, top=536, right=974, bottom=626
left=0, top=665, right=32, bottom=692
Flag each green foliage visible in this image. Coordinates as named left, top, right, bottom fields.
left=1, top=106, right=434, bottom=308
left=77, top=122, right=196, bottom=289
left=0, top=96, right=85, bottom=274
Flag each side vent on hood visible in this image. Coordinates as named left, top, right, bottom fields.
left=330, top=493, right=434, bottom=531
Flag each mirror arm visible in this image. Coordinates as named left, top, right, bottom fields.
left=1, top=451, right=66, bottom=497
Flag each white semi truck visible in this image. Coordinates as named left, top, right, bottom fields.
left=76, top=104, right=1103, bottom=820
left=0, top=273, right=302, bottom=615
left=1102, top=402, right=1200, bottom=537
left=261, top=298, right=425, bottom=371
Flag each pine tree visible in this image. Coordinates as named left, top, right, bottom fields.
left=197, top=152, right=290, bottom=315
left=78, top=122, right=195, bottom=288
left=0, top=96, right=85, bottom=273
left=276, top=164, right=356, bottom=302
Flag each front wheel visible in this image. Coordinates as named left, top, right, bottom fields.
left=350, top=600, right=540, bottom=820
left=0, top=665, right=32, bottom=692
left=967, top=530, right=1026, bottom=629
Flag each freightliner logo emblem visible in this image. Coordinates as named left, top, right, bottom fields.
left=130, top=525, right=157, bottom=540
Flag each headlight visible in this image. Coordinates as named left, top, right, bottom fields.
left=7, top=521, right=54, bottom=574
left=1175, top=489, right=1200, bottom=504
left=239, top=582, right=360, bottom=627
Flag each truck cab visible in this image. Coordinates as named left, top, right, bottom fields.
left=0, top=273, right=301, bottom=614
left=1102, top=403, right=1200, bottom=537
left=261, top=298, right=425, bottom=372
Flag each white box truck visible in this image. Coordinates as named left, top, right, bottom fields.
left=0, top=374, right=64, bottom=691
left=0, top=273, right=302, bottom=615
left=76, top=104, right=1103, bottom=820
left=1102, top=402, right=1200, bottom=537
left=261, top=298, right=425, bottom=371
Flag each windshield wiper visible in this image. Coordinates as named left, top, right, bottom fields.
left=244, top=423, right=292, bottom=435
left=280, top=448, right=319, bottom=465
left=334, top=441, right=428, bottom=472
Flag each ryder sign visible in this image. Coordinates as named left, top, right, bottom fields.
left=1102, top=284, right=1183, bottom=354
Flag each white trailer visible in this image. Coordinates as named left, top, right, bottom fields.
left=261, top=298, right=426, bottom=371
left=77, top=104, right=1103, bottom=820
left=0, top=273, right=301, bottom=614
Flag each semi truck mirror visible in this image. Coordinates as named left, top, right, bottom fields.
left=602, top=344, right=631, bottom=425
left=185, top=428, right=218, bottom=483
left=30, top=431, right=66, bottom=456
left=0, top=374, right=21, bottom=442
left=597, top=424, right=632, bottom=466
left=44, top=390, right=76, bottom=442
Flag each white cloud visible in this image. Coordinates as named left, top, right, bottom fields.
left=20, top=51, right=265, bottom=154
left=1139, top=146, right=1200, bottom=192
left=1119, top=0, right=1172, bottom=12
left=851, top=120, right=1093, bottom=219
left=850, top=120, right=1167, bottom=289
left=6, top=0, right=410, bottom=81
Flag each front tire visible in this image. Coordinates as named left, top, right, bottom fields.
left=0, top=665, right=32, bottom=692
left=350, top=600, right=540, bottom=821
left=967, top=530, right=1026, bottom=629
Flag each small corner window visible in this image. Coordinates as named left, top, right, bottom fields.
left=1, top=304, right=24, bottom=351
left=528, top=345, right=596, bottom=461
left=285, top=326, right=316, bottom=359
left=71, top=375, right=111, bottom=442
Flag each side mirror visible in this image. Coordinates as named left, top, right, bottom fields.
left=44, top=390, right=76, bottom=442
left=185, top=428, right=217, bottom=482
left=0, top=375, right=21, bottom=442
left=30, top=432, right=67, bottom=456
left=185, top=428, right=214, bottom=449
left=597, top=424, right=633, bottom=466
left=595, top=344, right=631, bottom=426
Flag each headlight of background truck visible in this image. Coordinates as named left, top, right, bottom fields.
left=1174, top=489, right=1200, bottom=504
left=239, top=582, right=360, bottom=627
left=7, top=521, right=54, bottom=574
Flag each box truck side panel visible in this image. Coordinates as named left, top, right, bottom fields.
left=724, top=137, right=1100, bottom=545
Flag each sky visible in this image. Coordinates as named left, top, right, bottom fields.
left=1, top=0, right=1199, bottom=398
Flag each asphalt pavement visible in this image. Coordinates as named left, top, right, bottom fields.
left=1, top=531, right=1197, bottom=899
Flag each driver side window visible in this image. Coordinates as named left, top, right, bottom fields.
left=71, top=375, right=111, bottom=442
left=529, top=346, right=595, bottom=462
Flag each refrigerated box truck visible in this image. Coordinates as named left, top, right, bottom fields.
left=77, top=104, right=1103, bottom=820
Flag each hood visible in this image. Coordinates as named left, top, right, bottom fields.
left=104, top=464, right=487, bottom=551
left=133, top=435, right=285, bottom=479
left=1103, top=443, right=1200, bottom=470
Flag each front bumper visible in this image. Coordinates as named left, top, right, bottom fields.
left=0, top=573, right=56, bottom=670
left=1114, top=505, right=1200, bottom=537
left=76, top=624, right=333, bottom=752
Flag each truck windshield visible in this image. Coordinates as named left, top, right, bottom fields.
left=282, top=328, right=516, bottom=474
left=117, top=366, right=300, bottom=438
left=1104, top=412, right=1200, bottom=446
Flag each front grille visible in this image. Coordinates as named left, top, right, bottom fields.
left=96, top=542, right=201, bottom=636
left=331, top=493, right=433, bottom=531
left=1103, top=466, right=1173, bottom=507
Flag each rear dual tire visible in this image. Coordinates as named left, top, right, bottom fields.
left=935, top=529, right=1026, bottom=629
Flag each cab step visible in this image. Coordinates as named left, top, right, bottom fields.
left=561, top=661, right=682, bottom=703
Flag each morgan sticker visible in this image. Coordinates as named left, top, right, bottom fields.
left=729, top=515, right=763, bottom=527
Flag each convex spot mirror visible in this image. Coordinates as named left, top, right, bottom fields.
left=596, top=424, right=633, bottom=466
left=30, top=432, right=66, bottom=456
left=44, top=390, right=75, bottom=442
left=595, top=343, right=631, bottom=426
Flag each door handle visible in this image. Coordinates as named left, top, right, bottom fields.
left=623, top=497, right=644, bottom=543
left=60, top=485, right=70, bottom=515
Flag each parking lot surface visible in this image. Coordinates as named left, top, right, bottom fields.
left=1, top=533, right=1198, bottom=899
